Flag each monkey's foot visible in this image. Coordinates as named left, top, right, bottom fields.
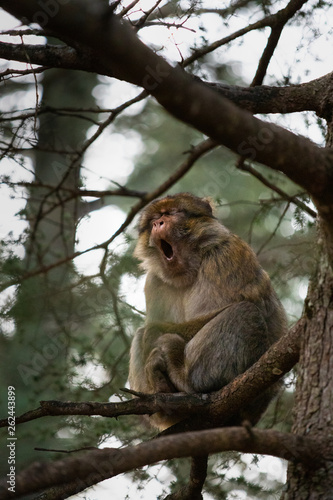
left=145, top=348, right=176, bottom=393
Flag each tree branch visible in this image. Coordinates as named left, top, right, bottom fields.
left=0, top=41, right=103, bottom=74
left=236, top=159, right=317, bottom=218
left=1, top=33, right=331, bottom=117
left=0, top=392, right=210, bottom=429
left=183, top=0, right=308, bottom=66
left=250, top=0, right=310, bottom=86
left=1, top=22, right=331, bottom=118
left=2, top=0, right=332, bottom=210
left=203, top=72, right=333, bottom=117
left=0, top=426, right=321, bottom=499
left=251, top=25, right=284, bottom=87
left=165, top=455, right=208, bottom=500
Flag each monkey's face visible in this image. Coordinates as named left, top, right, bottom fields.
left=134, top=193, right=227, bottom=287
left=149, top=209, right=190, bottom=275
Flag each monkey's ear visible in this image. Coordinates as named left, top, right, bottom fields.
left=201, top=196, right=217, bottom=216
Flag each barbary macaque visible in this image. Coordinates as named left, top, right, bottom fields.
left=129, top=193, right=287, bottom=429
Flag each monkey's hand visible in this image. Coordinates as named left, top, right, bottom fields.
left=145, top=347, right=177, bottom=393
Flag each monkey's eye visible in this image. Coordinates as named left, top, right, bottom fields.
left=151, top=214, right=163, bottom=222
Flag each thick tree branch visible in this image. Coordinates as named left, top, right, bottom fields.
left=1, top=29, right=332, bottom=118
left=0, top=41, right=96, bottom=72
left=0, top=392, right=209, bottom=428
left=1, top=36, right=331, bottom=117
left=204, top=72, right=333, bottom=117
left=0, top=426, right=321, bottom=499
left=2, top=0, right=333, bottom=210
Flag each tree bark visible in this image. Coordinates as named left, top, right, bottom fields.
left=282, top=126, right=333, bottom=499
left=282, top=237, right=333, bottom=498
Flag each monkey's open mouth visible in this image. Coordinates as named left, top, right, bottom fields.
left=160, top=239, right=174, bottom=260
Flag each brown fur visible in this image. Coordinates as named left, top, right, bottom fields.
left=129, top=193, right=287, bottom=429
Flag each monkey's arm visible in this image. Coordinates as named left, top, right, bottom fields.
left=144, top=305, right=231, bottom=348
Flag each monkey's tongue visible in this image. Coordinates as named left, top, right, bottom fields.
left=160, top=239, right=174, bottom=260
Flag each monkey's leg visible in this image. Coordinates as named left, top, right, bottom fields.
left=183, top=301, right=277, bottom=425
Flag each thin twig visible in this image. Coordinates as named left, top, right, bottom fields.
left=236, top=159, right=316, bottom=218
